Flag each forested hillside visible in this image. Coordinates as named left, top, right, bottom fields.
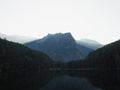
left=65, top=39, right=120, bottom=90
left=0, top=38, right=53, bottom=90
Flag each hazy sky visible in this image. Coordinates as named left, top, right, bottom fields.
left=0, top=0, right=120, bottom=44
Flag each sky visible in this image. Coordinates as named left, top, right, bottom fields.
left=0, top=0, right=120, bottom=44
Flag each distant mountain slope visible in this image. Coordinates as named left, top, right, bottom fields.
left=76, top=39, right=103, bottom=50
left=84, top=39, right=120, bottom=89
left=0, top=33, right=36, bottom=43
left=85, top=39, right=120, bottom=68
left=68, top=39, right=120, bottom=71
left=66, top=39, right=120, bottom=90
left=0, top=38, right=53, bottom=90
left=25, top=33, right=93, bottom=62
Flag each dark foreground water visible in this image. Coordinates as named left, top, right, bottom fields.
left=1, top=69, right=119, bottom=90
left=39, top=75, right=102, bottom=90
left=31, top=69, right=119, bottom=90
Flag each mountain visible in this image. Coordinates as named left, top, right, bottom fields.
left=76, top=39, right=103, bottom=50
left=25, top=33, right=93, bottom=62
left=84, top=39, right=120, bottom=69
left=0, top=33, right=36, bottom=43
left=69, top=39, right=120, bottom=74
left=65, top=39, right=120, bottom=90
left=0, top=38, right=53, bottom=90
left=84, top=39, right=120, bottom=89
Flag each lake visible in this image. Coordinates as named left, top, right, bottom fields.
left=13, top=69, right=118, bottom=90
left=39, top=75, right=102, bottom=90
left=35, top=68, right=119, bottom=90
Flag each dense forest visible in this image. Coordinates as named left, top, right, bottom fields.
left=65, top=40, right=120, bottom=90
left=0, top=38, right=54, bottom=90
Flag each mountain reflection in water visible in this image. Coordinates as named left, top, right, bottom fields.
left=39, top=75, right=102, bottom=90
left=13, top=69, right=118, bottom=90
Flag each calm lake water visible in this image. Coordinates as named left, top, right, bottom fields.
left=20, top=69, right=118, bottom=90
left=39, top=75, right=102, bottom=90
left=35, top=68, right=120, bottom=90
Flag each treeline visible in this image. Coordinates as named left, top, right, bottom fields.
left=64, top=39, right=120, bottom=90
left=0, top=38, right=54, bottom=90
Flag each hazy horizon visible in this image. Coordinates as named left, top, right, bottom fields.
left=0, top=0, right=120, bottom=44
left=0, top=32, right=119, bottom=45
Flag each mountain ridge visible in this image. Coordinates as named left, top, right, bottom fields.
left=76, top=39, right=103, bottom=50
left=0, top=33, right=36, bottom=43
left=25, top=33, right=93, bottom=62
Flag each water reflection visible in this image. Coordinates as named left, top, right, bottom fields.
left=39, top=75, right=102, bottom=90
left=35, top=69, right=119, bottom=90
left=18, top=69, right=119, bottom=90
